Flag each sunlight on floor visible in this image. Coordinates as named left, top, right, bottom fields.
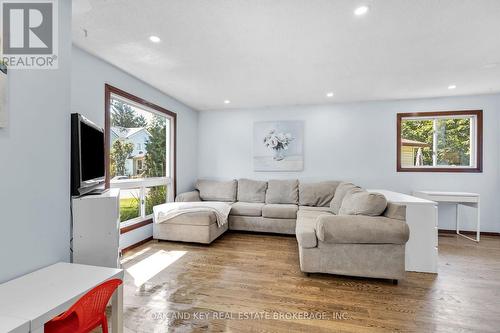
left=120, top=247, right=151, bottom=265
left=127, top=250, right=187, bottom=287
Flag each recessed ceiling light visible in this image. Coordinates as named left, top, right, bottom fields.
left=448, top=85, right=457, bottom=90
left=326, top=92, right=334, bottom=98
left=149, top=35, right=161, bottom=43
left=354, top=5, right=369, bottom=16
left=482, top=63, right=498, bottom=69
left=224, top=100, right=231, bottom=104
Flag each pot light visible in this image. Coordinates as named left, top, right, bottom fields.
left=354, top=5, right=369, bottom=16
left=482, top=63, right=498, bottom=69
left=448, top=84, right=457, bottom=90
left=326, top=92, right=334, bottom=98
left=149, top=35, right=161, bottom=43
left=224, top=100, right=231, bottom=104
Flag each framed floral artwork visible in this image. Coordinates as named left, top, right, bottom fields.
left=253, top=121, right=303, bottom=171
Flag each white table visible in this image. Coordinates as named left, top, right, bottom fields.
left=413, top=191, right=480, bottom=242
left=369, top=189, right=438, bottom=273
left=0, top=315, right=29, bottom=333
left=0, top=263, right=123, bottom=333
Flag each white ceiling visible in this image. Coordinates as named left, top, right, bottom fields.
left=73, top=0, right=500, bottom=111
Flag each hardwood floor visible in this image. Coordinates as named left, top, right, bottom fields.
left=118, top=232, right=500, bottom=332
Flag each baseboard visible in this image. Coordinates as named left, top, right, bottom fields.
left=121, top=236, right=153, bottom=253
left=438, top=229, right=500, bottom=237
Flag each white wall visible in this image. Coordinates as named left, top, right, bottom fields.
left=0, top=1, right=72, bottom=283
left=198, top=94, right=500, bottom=232
left=71, top=46, right=199, bottom=194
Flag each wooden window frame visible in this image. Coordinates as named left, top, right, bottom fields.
left=397, top=110, right=483, bottom=173
left=104, top=84, right=177, bottom=233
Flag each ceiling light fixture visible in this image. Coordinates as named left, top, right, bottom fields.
left=354, top=5, right=369, bottom=16
left=482, top=63, right=498, bottom=69
left=149, top=35, right=161, bottom=43
left=224, top=100, right=231, bottom=104
left=448, top=85, right=457, bottom=90
left=326, top=92, right=334, bottom=98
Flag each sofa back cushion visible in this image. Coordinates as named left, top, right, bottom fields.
left=339, top=190, right=388, bottom=216
left=265, top=179, right=299, bottom=204
left=195, top=179, right=237, bottom=202
left=299, top=181, right=340, bottom=207
left=330, top=182, right=360, bottom=214
left=237, top=179, right=267, bottom=203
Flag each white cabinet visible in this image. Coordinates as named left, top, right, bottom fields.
left=369, top=189, right=438, bottom=273
left=71, top=188, right=121, bottom=268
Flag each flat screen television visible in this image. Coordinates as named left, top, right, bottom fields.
left=71, top=113, right=105, bottom=196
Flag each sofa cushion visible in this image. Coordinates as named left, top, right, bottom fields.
left=196, top=179, right=237, bottom=202
left=299, top=206, right=332, bottom=212
left=295, top=210, right=332, bottom=248
left=316, top=215, right=410, bottom=245
left=339, top=190, right=387, bottom=216
left=383, top=203, right=406, bottom=221
left=265, top=179, right=299, bottom=204
left=329, top=182, right=361, bottom=214
left=262, top=204, right=298, bottom=219
left=237, top=179, right=267, bottom=203
left=230, top=202, right=264, bottom=217
left=299, top=181, right=340, bottom=207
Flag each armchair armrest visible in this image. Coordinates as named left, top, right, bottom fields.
left=316, top=215, right=409, bottom=245
left=175, top=190, right=201, bottom=202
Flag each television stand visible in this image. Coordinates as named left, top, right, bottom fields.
left=86, top=188, right=109, bottom=195
left=71, top=188, right=120, bottom=268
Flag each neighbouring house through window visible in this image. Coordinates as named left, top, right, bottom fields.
left=105, top=84, right=176, bottom=224
left=397, top=110, right=482, bottom=172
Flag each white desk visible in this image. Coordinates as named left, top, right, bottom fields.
left=0, top=315, right=29, bottom=333
left=0, top=263, right=123, bottom=333
left=369, top=190, right=438, bottom=273
left=413, top=191, right=480, bottom=242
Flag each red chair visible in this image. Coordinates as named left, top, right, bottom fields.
left=45, top=279, right=123, bottom=333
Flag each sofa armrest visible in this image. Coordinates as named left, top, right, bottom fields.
left=316, top=215, right=409, bottom=245
left=175, top=190, right=201, bottom=202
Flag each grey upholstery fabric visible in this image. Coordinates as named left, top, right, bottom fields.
left=262, top=204, right=298, bottom=219
left=237, top=179, right=267, bottom=203
left=298, top=205, right=332, bottom=212
left=295, top=210, right=332, bottom=248
left=230, top=202, right=264, bottom=217
left=265, top=179, right=299, bottom=204
left=175, top=190, right=201, bottom=202
left=228, top=215, right=296, bottom=234
left=298, top=243, right=406, bottom=280
left=156, top=211, right=216, bottom=226
left=316, top=215, right=410, bottom=245
left=339, top=190, right=388, bottom=216
left=154, top=219, right=227, bottom=244
left=196, top=179, right=237, bottom=202
left=330, top=182, right=360, bottom=214
left=299, top=181, right=340, bottom=207
left=384, top=203, right=406, bottom=221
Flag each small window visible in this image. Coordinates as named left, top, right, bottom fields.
left=397, top=110, right=482, bottom=172
left=136, top=143, right=142, bottom=150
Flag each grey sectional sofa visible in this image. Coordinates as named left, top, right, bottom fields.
left=154, top=178, right=410, bottom=282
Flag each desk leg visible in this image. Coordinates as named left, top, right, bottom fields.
left=112, top=284, right=123, bottom=333
left=476, top=201, right=480, bottom=242
left=456, top=203, right=460, bottom=235
left=456, top=202, right=480, bottom=243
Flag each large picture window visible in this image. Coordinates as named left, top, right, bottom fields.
left=397, top=110, right=482, bottom=172
left=105, top=84, right=176, bottom=226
